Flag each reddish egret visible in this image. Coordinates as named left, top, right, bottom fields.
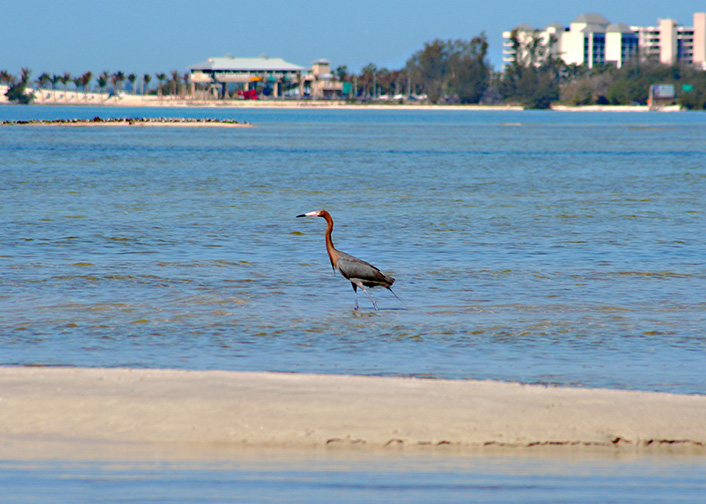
left=296, top=209, right=398, bottom=310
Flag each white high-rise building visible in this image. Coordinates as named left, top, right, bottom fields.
left=503, top=12, right=706, bottom=70
left=695, top=13, right=706, bottom=68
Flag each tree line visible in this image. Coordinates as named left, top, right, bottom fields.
left=497, top=29, right=706, bottom=109
left=332, top=35, right=491, bottom=104
left=338, top=31, right=706, bottom=109
left=4, top=31, right=706, bottom=109
left=1, top=68, right=192, bottom=104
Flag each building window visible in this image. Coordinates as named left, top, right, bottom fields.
left=592, top=34, right=605, bottom=65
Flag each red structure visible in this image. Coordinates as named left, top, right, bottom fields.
left=237, top=89, right=258, bottom=100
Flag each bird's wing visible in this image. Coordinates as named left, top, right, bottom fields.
left=336, top=251, right=395, bottom=288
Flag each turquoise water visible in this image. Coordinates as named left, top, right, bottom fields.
left=1, top=105, right=706, bottom=502
left=1, top=106, right=705, bottom=392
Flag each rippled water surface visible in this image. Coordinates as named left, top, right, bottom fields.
left=1, top=106, right=705, bottom=393
left=4, top=451, right=706, bottom=504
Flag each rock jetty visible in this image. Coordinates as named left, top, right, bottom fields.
left=1, top=117, right=253, bottom=127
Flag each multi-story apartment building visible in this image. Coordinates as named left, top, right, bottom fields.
left=503, top=12, right=706, bottom=69
left=634, top=13, right=706, bottom=66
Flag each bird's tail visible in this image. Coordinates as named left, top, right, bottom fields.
left=387, top=286, right=402, bottom=302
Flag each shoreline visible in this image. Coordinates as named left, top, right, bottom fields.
left=0, top=367, right=704, bottom=460
left=0, top=86, right=684, bottom=112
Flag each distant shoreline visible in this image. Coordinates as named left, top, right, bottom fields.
left=1, top=100, right=684, bottom=113
left=0, top=85, right=684, bottom=112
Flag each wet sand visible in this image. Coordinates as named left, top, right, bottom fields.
left=0, top=367, right=704, bottom=459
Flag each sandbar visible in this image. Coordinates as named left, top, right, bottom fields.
left=0, top=117, right=253, bottom=127
left=0, top=367, right=704, bottom=460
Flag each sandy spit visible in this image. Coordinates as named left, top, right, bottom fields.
left=0, top=367, right=704, bottom=458
left=0, top=118, right=253, bottom=128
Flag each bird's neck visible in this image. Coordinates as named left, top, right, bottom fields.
left=323, top=214, right=339, bottom=269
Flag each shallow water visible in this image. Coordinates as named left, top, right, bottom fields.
left=1, top=106, right=705, bottom=393
left=3, top=451, right=706, bottom=504
left=2, top=105, right=706, bottom=502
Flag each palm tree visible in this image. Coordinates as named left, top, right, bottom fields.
left=34, top=72, right=49, bottom=101
left=359, top=63, right=378, bottom=98
left=54, top=73, right=69, bottom=101
left=142, top=74, right=152, bottom=95
left=72, top=76, right=82, bottom=101
left=19, top=67, right=32, bottom=82
left=156, top=73, right=166, bottom=99
left=98, top=71, right=110, bottom=99
left=62, top=72, right=71, bottom=100
left=111, top=71, right=125, bottom=97
left=80, top=72, right=93, bottom=100
left=1, top=70, right=15, bottom=98
left=127, top=73, right=137, bottom=94
left=0, top=70, right=14, bottom=86
left=5, top=68, right=34, bottom=104
left=36, top=72, right=51, bottom=87
left=376, top=67, right=391, bottom=97
left=51, top=74, right=60, bottom=101
left=169, top=69, right=180, bottom=98
left=182, top=71, right=190, bottom=98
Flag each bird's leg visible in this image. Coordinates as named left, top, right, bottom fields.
left=358, top=284, right=378, bottom=311
left=351, top=284, right=359, bottom=310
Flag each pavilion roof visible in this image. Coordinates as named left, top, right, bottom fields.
left=189, top=56, right=306, bottom=72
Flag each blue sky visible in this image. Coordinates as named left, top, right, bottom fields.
left=2, top=0, right=704, bottom=76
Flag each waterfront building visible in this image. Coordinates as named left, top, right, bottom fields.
left=503, top=12, right=706, bottom=69
left=306, top=60, right=345, bottom=99
left=633, top=13, right=706, bottom=66
left=187, top=55, right=347, bottom=99
left=504, top=23, right=564, bottom=66
left=188, top=55, right=306, bottom=98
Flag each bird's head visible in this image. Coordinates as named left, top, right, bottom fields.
left=296, top=209, right=327, bottom=218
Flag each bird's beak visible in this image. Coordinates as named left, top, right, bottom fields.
left=296, top=214, right=306, bottom=218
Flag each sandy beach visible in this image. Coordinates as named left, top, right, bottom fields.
left=0, top=367, right=704, bottom=459
left=3, top=85, right=682, bottom=111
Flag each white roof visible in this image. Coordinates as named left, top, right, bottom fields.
left=573, top=13, right=610, bottom=26
left=545, top=22, right=565, bottom=30
left=189, top=56, right=305, bottom=72
left=581, top=23, right=607, bottom=33
left=606, top=23, right=636, bottom=34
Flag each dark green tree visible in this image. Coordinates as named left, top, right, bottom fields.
left=142, top=73, right=152, bottom=95
left=35, top=72, right=51, bottom=89
left=155, top=73, right=167, bottom=98
left=97, top=71, right=109, bottom=95
left=169, top=69, right=180, bottom=97
left=5, top=68, right=34, bottom=104
left=406, top=35, right=490, bottom=104
left=335, top=65, right=349, bottom=81
left=127, top=73, right=137, bottom=94
left=445, top=35, right=490, bottom=103
left=500, top=29, right=562, bottom=108
left=679, top=69, right=706, bottom=109
left=72, top=76, right=82, bottom=99
left=358, top=63, right=378, bottom=98
left=80, top=71, right=93, bottom=92
left=406, top=39, right=447, bottom=103
left=0, top=70, right=14, bottom=86
left=111, top=71, right=125, bottom=95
